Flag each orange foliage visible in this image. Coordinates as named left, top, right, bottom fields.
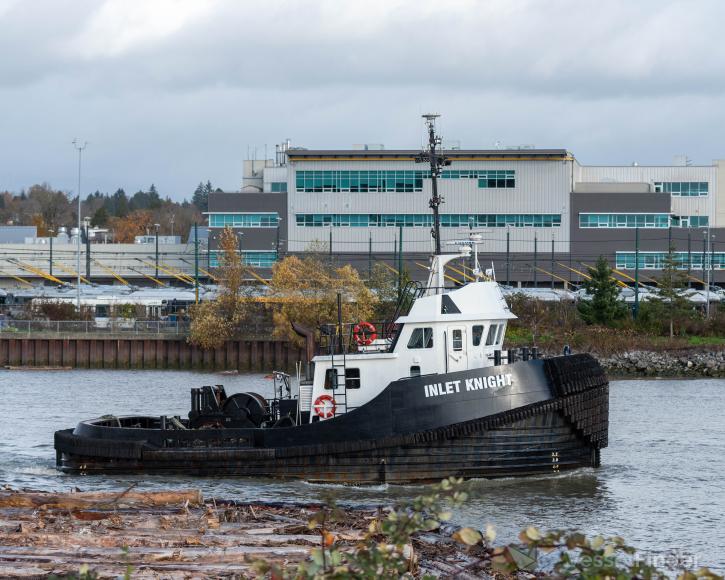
left=110, top=210, right=153, bottom=243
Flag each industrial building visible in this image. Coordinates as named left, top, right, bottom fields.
left=206, top=143, right=725, bottom=288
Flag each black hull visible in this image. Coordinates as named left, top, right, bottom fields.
left=55, top=354, right=609, bottom=484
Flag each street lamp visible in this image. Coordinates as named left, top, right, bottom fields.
left=72, top=138, right=87, bottom=310
left=154, top=223, right=160, bottom=279
left=83, top=216, right=91, bottom=281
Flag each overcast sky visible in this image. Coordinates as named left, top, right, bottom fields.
left=1, top=0, right=724, bottom=200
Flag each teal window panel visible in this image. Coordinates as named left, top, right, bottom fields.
left=270, top=182, right=287, bottom=193
left=295, top=213, right=560, bottom=228
left=616, top=251, right=724, bottom=270
left=579, top=213, right=670, bottom=229
left=654, top=181, right=709, bottom=196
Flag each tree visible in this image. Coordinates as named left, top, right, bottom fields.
left=269, top=255, right=377, bottom=346
left=192, top=182, right=209, bottom=212
left=91, top=206, right=110, bottom=227
left=106, top=188, right=129, bottom=217
left=109, top=210, right=153, bottom=242
left=577, top=256, right=628, bottom=326
left=651, top=247, right=693, bottom=338
left=188, top=227, right=250, bottom=349
left=27, top=183, right=72, bottom=232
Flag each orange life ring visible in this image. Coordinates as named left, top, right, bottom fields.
left=313, top=394, right=337, bottom=419
left=353, top=321, right=377, bottom=346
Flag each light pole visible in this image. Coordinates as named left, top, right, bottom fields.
left=154, top=223, right=160, bottom=279
left=634, top=226, right=640, bottom=319
left=706, top=232, right=715, bottom=319
left=170, top=214, right=175, bottom=238
left=84, top=216, right=91, bottom=280
left=48, top=228, right=54, bottom=278
left=72, top=138, right=87, bottom=310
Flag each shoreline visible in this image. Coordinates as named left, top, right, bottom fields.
left=0, top=488, right=498, bottom=578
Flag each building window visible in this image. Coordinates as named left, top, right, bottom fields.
left=296, top=170, right=427, bottom=193
left=270, top=182, right=287, bottom=193
left=671, top=215, right=709, bottom=228
left=296, top=213, right=561, bottom=228
left=439, top=169, right=515, bottom=188
left=209, top=251, right=277, bottom=268
left=579, top=214, right=670, bottom=229
left=616, top=251, right=725, bottom=270
left=208, top=213, right=280, bottom=228
left=472, top=325, right=484, bottom=346
left=408, top=327, right=433, bottom=349
left=654, top=182, right=709, bottom=196
left=345, top=368, right=361, bottom=389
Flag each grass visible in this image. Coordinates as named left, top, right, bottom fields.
left=687, top=335, right=725, bottom=346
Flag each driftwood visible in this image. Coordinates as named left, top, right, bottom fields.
left=0, top=489, right=203, bottom=509
left=0, top=488, right=495, bottom=579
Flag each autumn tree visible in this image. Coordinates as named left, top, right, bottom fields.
left=188, top=227, right=250, bottom=349
left=269, top=255, right=377, bottom=346
left=27, top=184, right=72, bottom=234
left=109, top=210, right=153, bottom=242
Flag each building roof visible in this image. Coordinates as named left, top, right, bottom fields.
left=0, top=225, right=37, bottom=243
left=286, top=148, right=572, bottom=161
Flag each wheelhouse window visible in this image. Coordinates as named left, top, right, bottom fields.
left=324, top=368, right=337, bottom=390
left=452, top=329, right=463, bottom=351
left=345, top=368, right=361, bottom=389
left=486, top=324, right=499, bottom=346
left=408, top=327, right=433, bottom=349
left=410, top=366, right=421, bottom=377
left=472, top=325, right=484, bottom=346
left=495, top=324, right=505, bottom=345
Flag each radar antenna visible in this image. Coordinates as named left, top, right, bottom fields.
left=415, top=114, right=450, bottom=255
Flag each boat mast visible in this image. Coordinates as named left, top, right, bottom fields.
left=416, top=114, right=449, bottom=256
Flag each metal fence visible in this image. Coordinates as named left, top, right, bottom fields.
left=0, top=319, right=191, bottom=336
left=0, top=319, right=275, bottom=337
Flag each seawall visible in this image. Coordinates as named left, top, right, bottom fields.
left=0, top=337, right=305, bottom=372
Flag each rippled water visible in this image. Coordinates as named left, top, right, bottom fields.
left=1, top=370, right=723, bottom=570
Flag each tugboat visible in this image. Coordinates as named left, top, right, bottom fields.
left=54, top=116, right=609, bottom=484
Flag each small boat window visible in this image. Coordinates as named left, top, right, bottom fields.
left=472, top=325, right=484, bottom=346
left=452, top=329, right=463, bottom=351
left=324, top=368, right=337, bottom=390
left=410, top=365, right=421, bottom=377
left=345, top=368, right=361, bottom=389
left=486, top=324, right=499, bottom=346
left=495, top=324, right=505, bottom=345
left=408, top=327, right=433, bottom=349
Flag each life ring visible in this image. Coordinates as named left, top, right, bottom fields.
left=353, top=321, right=377, bottom=346
left=313, top=394, right=337, bottom=419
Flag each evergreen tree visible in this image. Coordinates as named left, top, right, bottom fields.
left=577, top=256, right=628, bottom=326
left=106, top=188, right=129, bottom=217
left=192, top=181, right=209, bottom=212
left=91, top=206, right=110, bottom=227
left=651, top=247, right=692, bottom=338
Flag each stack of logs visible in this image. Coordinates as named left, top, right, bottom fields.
left=0, top=487, right=497, bottom=578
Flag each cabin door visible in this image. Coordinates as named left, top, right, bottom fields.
left=447, top=326, right=468, bottom=372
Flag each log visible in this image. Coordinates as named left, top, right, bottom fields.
left=0, top=489, right=203, bottom=509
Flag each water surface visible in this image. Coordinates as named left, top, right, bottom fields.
left=1, top=370, right=723, bottom=570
